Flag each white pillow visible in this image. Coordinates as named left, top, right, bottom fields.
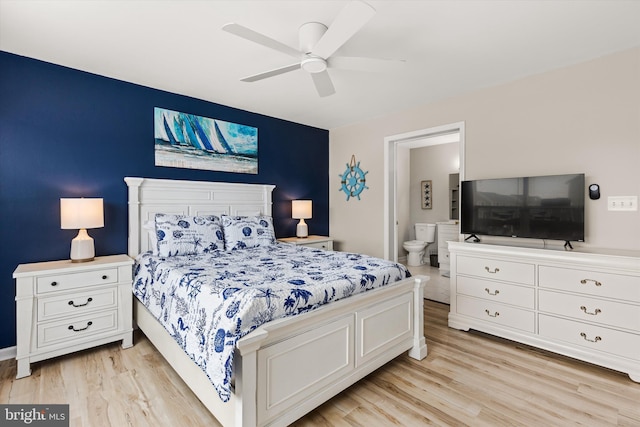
left=155, top=214, right=224, bottom=257
left=221, top=215, right=276, bottom=251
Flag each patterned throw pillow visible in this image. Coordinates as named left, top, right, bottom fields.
left=221, top=215, right=276, bottom=250
left=155, top=214, right=224, bottom=257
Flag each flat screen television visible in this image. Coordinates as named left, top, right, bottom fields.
left=460, top=173, right=585, bottom=243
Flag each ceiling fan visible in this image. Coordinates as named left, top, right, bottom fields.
left=222, top=0, right=404, bottom=97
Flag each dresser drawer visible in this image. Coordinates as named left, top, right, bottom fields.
left=457, top=256, right=535, bottom=285
left=38, top=287, right=118, bottom=321
left=457, top=276, right=534, bottom=309
left=539, top=266, right=640, bottom=302
left=539, top=314, right=640, bottom=361
left=456, top=295, right=535, bottom=333
left=538, top=290, right=640, bottom=331
left=36, top=268, right=119, bottom=294
left=37, top=311, right=118, bottom=348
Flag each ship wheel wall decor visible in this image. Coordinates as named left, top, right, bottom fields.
left=339, top=155, right=369, bottom=201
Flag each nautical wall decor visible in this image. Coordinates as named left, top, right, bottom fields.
left=154, top=107, right=258, bottom=174
left=339, top=155, right=368, bottom=201
left=421, top=180, right=432, bottom=209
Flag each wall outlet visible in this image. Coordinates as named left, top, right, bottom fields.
left=607, top=196, right=638, bottom=211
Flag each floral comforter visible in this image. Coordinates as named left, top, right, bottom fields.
left=132, top=242, right=410, bottom=402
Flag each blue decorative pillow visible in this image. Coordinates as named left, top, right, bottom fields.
left=155, top=214, right=224, bottom=257
left=221, top=215, right=276, bottom=250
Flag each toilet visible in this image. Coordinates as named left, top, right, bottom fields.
left=403, top=223, right=436, bottom=266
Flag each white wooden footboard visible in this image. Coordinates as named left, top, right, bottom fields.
left=135, top=275, right=427, bottom=427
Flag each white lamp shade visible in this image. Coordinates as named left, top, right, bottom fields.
left=292, top=200, right=312, bottom=219
left=61, top=198, right=104, bottom=229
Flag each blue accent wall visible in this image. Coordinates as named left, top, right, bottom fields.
left=0, top=51, right=329, bottom=349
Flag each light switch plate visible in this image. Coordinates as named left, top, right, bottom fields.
left=607, top=196, right=638, bottom=211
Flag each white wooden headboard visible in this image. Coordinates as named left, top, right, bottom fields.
left=124, top=177, right=276, bottom=257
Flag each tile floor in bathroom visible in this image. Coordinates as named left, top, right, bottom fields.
left=406, top=263, right=451, bottom=305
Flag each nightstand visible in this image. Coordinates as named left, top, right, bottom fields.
left=278, top=235, right=334, bottom=250
left=13, top=254, right=134, bottom=379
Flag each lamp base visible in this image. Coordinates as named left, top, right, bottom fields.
left=70, top=229, right=95, bottom=263
left=296, top=219, right=309, bottom=238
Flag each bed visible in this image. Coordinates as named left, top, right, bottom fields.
left=125, top=177, right=428, bottom=427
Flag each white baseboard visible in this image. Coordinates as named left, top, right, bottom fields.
left=0, top=346, right=17, bottom=361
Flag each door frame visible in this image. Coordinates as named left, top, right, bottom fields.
left=383, top=121, right=466, bottom=261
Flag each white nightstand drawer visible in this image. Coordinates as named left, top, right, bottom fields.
left=456, top=295, right=535, bottom=333
left=539, top=314, right=640, bottom=361
left=38, top=287, right=118, bottom=321
left=457, top=255, right=535, bottom=285
left=457, top=276, right=534, bottom=309
left=37, top=268, right=118, bottom=294
left=304, top=241, right=333, bottom=250
left=539, top=266, right=639, bottom=302
left=37, top=311, right=118, bottom=348
left=539, top=290, right=640, bottom=331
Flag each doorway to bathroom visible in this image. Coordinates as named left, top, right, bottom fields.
left=383, top=122, right=465, bottom=263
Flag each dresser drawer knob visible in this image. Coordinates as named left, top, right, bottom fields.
left=51, top=281, right=58, bottom=287
left=484, top=288, right=500, bottom=296
left=580, top=332, right=601, bottom=343
left=68, top=321, right=93, bottom=332
left=68, top=297, right=93, bottom=308
left=580, top=279, right=602, bottom=287
left=484, top=309, right=500, bottom=318
left=485, top=267, right=500, bottom=274
left=580, top=306, right=601, bottom=316
left=102, top=275, right=108, bottom=280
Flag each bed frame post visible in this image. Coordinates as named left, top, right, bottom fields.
left=408, top=276, right=428, bottom=360
left=124, top=177, right=143, bottom=257
left=235, top=330, right=268, bottom=427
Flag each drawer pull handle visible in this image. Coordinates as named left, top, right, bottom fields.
left=68, top=321, right=93, bottom=332
left=580, top=332, right=601, bottom=343
left=102, top=275, right=108, bottom=280
left=580, top=306, right=601, bottom=316
left=68, top=297, right=93, bottom=308
left=484, top=309, right=500, bottom=318
left=485, top=267, right=500, bottom=274
left=580, top=279, right=602, bottom=287
left=51, top=281, right=58, bottom=287
left=484, top=288, right=500, bottom=296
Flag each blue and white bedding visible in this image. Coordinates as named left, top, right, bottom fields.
left=132, top=242, right=410, bottom=402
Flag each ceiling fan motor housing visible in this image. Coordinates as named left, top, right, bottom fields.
left=299, top=22, right=328, bottom=54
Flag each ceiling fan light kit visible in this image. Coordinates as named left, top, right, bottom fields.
left=222, top=0, right=402, bottom=97
left=301, top=57, right=327, bottom=74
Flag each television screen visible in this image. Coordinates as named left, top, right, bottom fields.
left=461, top=174, right=585, bottom=242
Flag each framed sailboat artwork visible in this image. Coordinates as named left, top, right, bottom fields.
left=154, top=107, right=258, bottom=174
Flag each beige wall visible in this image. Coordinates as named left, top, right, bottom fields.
left=410, top=143, right=460, bottom=227
left=329, top=47, right=640, bottom=257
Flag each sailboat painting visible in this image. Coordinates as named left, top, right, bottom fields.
left=154, top=107, right=258, bottom=174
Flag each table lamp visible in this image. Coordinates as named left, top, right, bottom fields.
left=292, top=200, right=312, bottom=238
left=60, top=198, right=104, bottom=262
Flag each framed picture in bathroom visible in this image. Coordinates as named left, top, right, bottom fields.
left=421, top=180, right=432, bottom=209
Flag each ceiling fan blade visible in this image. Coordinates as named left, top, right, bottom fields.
left=310, top=70, right=336, bottom=97
left=241, top=63, right=301, bottom=82
left=223, top=23, right=301, bottom=58
left=311, top=0, right=376, bottom=59
left=329, top=56, right=406, bottom=72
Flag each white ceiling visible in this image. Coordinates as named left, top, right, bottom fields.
left=2, top=0, right=639, bottom=130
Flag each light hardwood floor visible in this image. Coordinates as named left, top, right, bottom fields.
left=2, top=300, right=638, bottom=426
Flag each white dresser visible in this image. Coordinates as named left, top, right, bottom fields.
left=13, top=254, right=134, bottom=378
left=448, top=241, right=640, bottom=382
